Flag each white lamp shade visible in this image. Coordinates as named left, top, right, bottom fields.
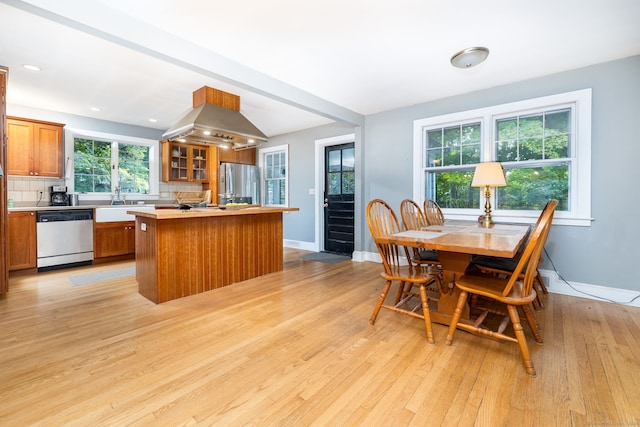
left=471, top=162, right=506, bottom=187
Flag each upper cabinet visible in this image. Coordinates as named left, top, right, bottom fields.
left=7, top=117, right=64, bottom=177
left=161, top=141, right=212, bottom=183
left=218, top=147, right=256, bottom=165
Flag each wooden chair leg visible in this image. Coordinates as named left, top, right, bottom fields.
left=522, top=303, right=543, bottom=344
left=419, top=284, right=435, bottom=344
left=536, top=269, right=549, bottom=294
left=507, top=305, right=537, bottom=377
left=394, top=281, right=409, bottom=304
left=445, top=290, right=468, bottom=345
left=370, top=281, right=392, bottom=325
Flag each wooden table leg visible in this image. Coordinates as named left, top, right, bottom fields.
left=433, top=251, right=471, bottom=322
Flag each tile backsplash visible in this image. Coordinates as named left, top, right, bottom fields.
left=7, top=176, right=203, bottom=206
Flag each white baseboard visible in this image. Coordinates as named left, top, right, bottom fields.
left=283, top=239, right=318, bottom=252
left=348, top=251, right=640, bottom=308
left=538, top=269, right=640, bottom=307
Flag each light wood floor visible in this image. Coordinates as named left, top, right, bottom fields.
left=1, top=249, right=639, bottom=426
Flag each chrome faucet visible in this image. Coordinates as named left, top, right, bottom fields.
left=111, top=186, right=126, bottom=205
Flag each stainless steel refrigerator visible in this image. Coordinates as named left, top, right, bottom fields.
left=219, top=162, right=260, bottom=205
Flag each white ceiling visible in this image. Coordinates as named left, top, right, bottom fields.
left=1, top=0, right=639, bottom=138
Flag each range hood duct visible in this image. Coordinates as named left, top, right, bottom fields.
left=162, top=86, right=268, bottom=150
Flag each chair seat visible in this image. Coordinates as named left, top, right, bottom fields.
left=381, top=265, right=439, bottom=284
left=417, top=249, right=439, bottom=262
left=471, top=255, right=517, bottom=271
left=456, top=270, right=538, bottom=306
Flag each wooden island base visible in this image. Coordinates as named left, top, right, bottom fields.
left=131, top=207, right=297, bottom=303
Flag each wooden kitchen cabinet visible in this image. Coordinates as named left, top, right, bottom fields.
left=161, top=142, right=210, bottom=183
left=218, top=146, right=256, bottom=165
left=94, top=221, right=136, bottom=260
left=7, top=117, right=64, bottom=177
left=7, top=211, right=37, bottom=271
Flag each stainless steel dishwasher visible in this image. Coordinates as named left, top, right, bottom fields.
left=36, top=209, right=94, bottom=271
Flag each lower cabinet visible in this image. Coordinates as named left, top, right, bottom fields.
left=7, top=211, right=37, bottom=271
left=94, top=221, right=135, bottom=259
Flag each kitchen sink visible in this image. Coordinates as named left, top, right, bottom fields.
left=95, top=205, right=155, bottom=222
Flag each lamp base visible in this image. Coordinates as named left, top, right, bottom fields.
left=480, top=214, right=494, bottom=228
left=481, top=185, right=494, bottom=228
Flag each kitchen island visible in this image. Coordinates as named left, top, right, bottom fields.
left=128, top=206, right=298, bottom=303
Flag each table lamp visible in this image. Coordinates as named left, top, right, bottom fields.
left=471, top=162, right=506, bottom=227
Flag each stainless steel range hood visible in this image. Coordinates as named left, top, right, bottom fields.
left=162, top=86, right=268, bottom=150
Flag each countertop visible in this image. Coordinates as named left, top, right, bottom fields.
left=7, top=203, right=177, bottom=213
left=128, top=206, right=299, bottom=220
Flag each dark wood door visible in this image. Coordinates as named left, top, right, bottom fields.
left=324, top=143, right=355, bottom=254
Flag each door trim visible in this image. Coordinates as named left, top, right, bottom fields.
left=314, top=133, right=355, bottom=252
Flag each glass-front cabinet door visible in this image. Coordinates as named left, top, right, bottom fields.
left=191, top=147, right=208, bottom=182
left=170, top=144, right=189, bottom=180
left=163, top=142, right=209, bottom=183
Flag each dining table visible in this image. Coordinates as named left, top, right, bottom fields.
left=375, top=220, right=531, bottom=325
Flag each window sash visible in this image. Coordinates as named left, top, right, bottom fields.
left=260, top=145, right=289, bottom=206
left=413, top=89, right=592, bottom=226
left=65, top=128, right=159, bottom=199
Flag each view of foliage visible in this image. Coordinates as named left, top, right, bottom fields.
left=264, top=151, right=287, bottom=205
left=74, top=138, right=150, bottom=193
left=328, top=147, right=355, bottom=195
left=426, top=109, right=571, bottom=211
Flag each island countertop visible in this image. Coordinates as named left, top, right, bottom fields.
left=127, top=206, right=299, bottom=220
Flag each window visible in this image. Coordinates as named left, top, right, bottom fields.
left=413, top=89, right=592, bottom=226
left=66, top=129, right=159, bottom=198
left=260, top=144, right=288, bottom=206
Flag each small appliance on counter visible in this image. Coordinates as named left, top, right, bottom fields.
left=50, top=185, right=70, bottom=206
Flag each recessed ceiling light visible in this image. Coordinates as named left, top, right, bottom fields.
left=22, top=64, right=41, bottom=71
left=90, top=107, right=102, bottom=112
left=148, top=118, right=157, bottom=123
left=203, top=130, right=211, bottom=136
left=450, top=47, right=490, bottom=68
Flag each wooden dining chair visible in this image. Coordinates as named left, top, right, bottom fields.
left=367, top=199, right=441, bottom=343
left=445, top=199, right=558, bottom=377
left=399, top=199, right=441, bottom=273
left=470, top=200, right=557, bottom=309
left=423, top=199, right=445, bottom=226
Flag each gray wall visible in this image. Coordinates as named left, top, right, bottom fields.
left=282, top=55, right=640, bottom=292
left=264, top=122, right=356, bottom=243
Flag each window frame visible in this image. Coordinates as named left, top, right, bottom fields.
left=64, top=128, right=159, bottom=201
left=413, top=89, right=592, bottom=226
left=259, top=144, right=289, bottom=207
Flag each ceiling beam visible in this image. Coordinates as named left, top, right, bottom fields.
left=1, top=0, right=364, bottom=127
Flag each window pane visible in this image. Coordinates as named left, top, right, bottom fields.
left=519, top=137, right=543, bottom=160
left=118, top=143, right=150, bottom=194
left=328, top=150, right=341, bottom=172
left=497, top=164, right=569, bottom=211
left=342, top=148, right=354, bottom=171
left=342, top=172, right=354, bottom=194
left=427, top=129, right=442, bottom=149
left=328, top=172, right=340, bottom=195
left=74, top=138, right=111, bottom=192
left=426, top=170, right=478, bottom=208
left=518, top=114, right=543, bottom=138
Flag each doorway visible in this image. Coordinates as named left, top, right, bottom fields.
left=323, top=142, right=355, bottom=254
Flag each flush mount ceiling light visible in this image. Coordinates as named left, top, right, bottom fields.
left=450, top=47, right=490, bottom=68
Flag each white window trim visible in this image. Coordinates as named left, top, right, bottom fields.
left=64, top=127, right=160, bottom=200
left=413, top=89, right=592, bottom=226
left=259, top=144, right=289, bottom=206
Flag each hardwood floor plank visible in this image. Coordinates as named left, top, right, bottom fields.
left=1, top=249, right=640, bottom=426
